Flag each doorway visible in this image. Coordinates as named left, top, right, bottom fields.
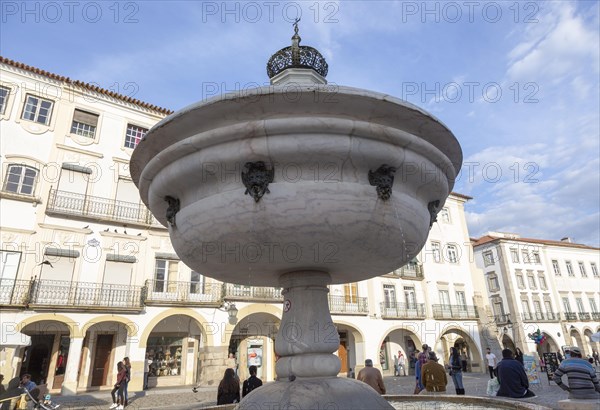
left=338, top=332, right=348, bottom=373
left=20, top=335, right=55, bottom=385
left=91, top=334, right=114, bottom=386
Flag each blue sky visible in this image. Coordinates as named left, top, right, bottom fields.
left=2, top=1, right=599, bottom=245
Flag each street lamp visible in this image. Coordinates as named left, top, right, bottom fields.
left=218, top=302, right=238, bottom=323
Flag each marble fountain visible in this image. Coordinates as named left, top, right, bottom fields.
left=131, top=25, right=463, bottom=409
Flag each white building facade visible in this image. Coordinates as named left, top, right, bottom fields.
left=0, top=57, right=486, bottom=395
left=473, top=232, right=600, bottom=359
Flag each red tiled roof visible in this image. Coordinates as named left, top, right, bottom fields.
left=450, top=192, right=473, bottom=200
left=472, top=234, right=599, bottom=250
left=1, top=56, right=174, bottom=115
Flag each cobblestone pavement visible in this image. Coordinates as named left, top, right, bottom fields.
left=48, top=372, right=597, bottom=410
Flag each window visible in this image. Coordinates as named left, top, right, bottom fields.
left=578, top=262, right=587, bottom=277
left=483, top=251, right=494, bottom=266
left=575, top=298, right=585, bottom=313
left=439, top=290, right=450, bottom=307
left=521, top=250, right=530, bottom=264
left=538, top=274, right=547, bottom=290
left=532, top=251, right=541, bottom=264
left=527, top=273, right=536, bottom=289
left=510, top=248, right=519, bottom=263
left=124, top=124, right=147, bottom=149
left=0, top=86, right=10, bottom=114
left=102, top=260, right=133, bottom=285
left=431, top=241, right=441, bottom=263
left=3, top=164, right=38, bottom=195
left=440, top=207, right=450, bottom=223
left=22, top=94, right=53, bottom=125
left=544, top=300, right=554, bottom=314
left=522, top=300, right=532, bottom=319
left=493, top=300, right=505, bottom=317
left=589, top=298, right=598, bottom=313
left=0, top=251, right=21, bottom=280
left=57, top=164, right=90, bottom=194
left=447, top=244, right=458, bottom=263
left=562, top=297, right=572, bottom=313
left=154, top=259, right=178, bottom=292
left=190, top=271, right=204, bottom=294
left=344, top=282, right=358, bottom=303
left=455, top=291, right=467, bottom=307
left=487, top=274, right=499, bottom=291
left=591, top=263, right=598, bottom=277
left=404, top=286, right=416, bottom=308
left=383, top=285, right=396, bottom=308
left=70, top=109, right=99, bottom=138
left=552, top=260, right=561, bottom=276
left=516, top=271, right=525, bottom=289
left=533, top=300, right=542, bottom=319
left=565, top=261, right=574, bottom=276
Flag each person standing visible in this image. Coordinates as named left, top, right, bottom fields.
left=122, top=357, right=131, bottom=407
left=143, top=354, right=153, bottom=390
left=420, top=352, right=447, bottom=394
left=393, top=354, right=399, bottom=376
left=217, top=368, right=240, bottom=404
left=447, top=347, right=465, bottom=395
left=553, top=346, right=600, bottom=400
left=242, top=365, right=263, bottom=397
left=496, top=349, right=535, bottom=398
left=398, top=352, right=406, bottom=376
left=109, top=362, right=127, bottom=410
left=460, top=350, right=468, bottom=372
left=415, top=344, right=430, bottom=392
left=485, top=348, right=498, bottom=379
left=357, top=359, right=386, bottom=394
left=593, top=350, right=600, bottom=367
left=515, top=348, right=524, bottom=366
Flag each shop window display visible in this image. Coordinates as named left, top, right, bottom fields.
left=146, top=337, right=183, bottom=377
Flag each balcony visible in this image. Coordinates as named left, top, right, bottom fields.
left=329, top=295, right=368, bottom=315
left=145, top=280, right=222, bottom=306
left=563, top=312, right=577, bottom=321
left=223, top=283, right=283, bottom=302
left=387, top=263, right=424, bottom=280
left=29, top=279, right=144, bottom=311
left=432, top=304, right=479, bottom=320
left=577, top=312, right=591, bottom=321
left=592, top=312, right=600, bottom=321
left=380, top=302, right=426, bottom=319
left=493, top=314, right=512, bottom=325
left=46, top=189, right=162, bottom=228
left=0, top=279, right=31, bottom=307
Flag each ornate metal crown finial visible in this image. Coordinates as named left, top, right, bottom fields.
left=266, top=20, right=328, bottom=79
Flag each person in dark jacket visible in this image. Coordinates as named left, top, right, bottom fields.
left=496, top=349, right=535, bottom=398
left=217, top=368, right=240, bottom=405
left=515, top=348, right=524, bottom=365
left=242, top=365, right=263, bottom=397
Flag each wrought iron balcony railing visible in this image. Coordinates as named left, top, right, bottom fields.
left=29, top=279, right=144, bottom=310
left=592, top=312, right=600, bottom=321
left=577, top=312, right=591, bottom=321
left=46, top=189, right=161, bottom=227
left=388, top=263, right=424, bottom=280
left=145, top=280, right=222, bottom=305
left=493, top=314, right=512, bottom=324
left=224, top=283, right=283, bottom=301
left=328, top=295, right=368, bottom=314
left=432, top=304, right=479, bottom=320
left=0, top=279, right=31, bottom=306
left=563, top=312, right=577, bottom=321
left=380, top=302, right=426, bottom=319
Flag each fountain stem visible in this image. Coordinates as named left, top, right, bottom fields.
left=275, top=271, right=341, bottom=378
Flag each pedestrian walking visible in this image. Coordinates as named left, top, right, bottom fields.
left=357, top=359, right=386, bottom=394
left=217, top=368, right=240, bottom=404
left=397, top=351, right=406, bottom=376
left=242, top=365, right=263, bottom=397
left=109, top=361, right=127, bottom=410
left=485, top=348, right=498, bottom=379
left=447, top=347, right=465, bottom=395
left=122, top=357, right=131, bottom=407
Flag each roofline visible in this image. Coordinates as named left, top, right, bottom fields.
left=1, top=56, right=174, bottom=116
left=472, top=235, right=599, bottom=251
left=450, top=192, right=473, bottom=201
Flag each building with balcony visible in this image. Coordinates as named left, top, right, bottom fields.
left=473, top=232, right=600, bottom=359
left=0, top=57, right=487, bottom=395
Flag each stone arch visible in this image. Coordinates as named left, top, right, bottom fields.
left=583, top=328, right=597, bottom=356
left=536, top=331, right=560, bottom=356
left=18, top=313, right=80, bottom=337
left=570, top=327, right=585, bottom=352
left=224, top=303, right=283, bottom=336
left=436, top=327, right=483, bottom=372
left=81, top=315, right=139, bottom=337
left=333, top=320, right=366, bottom=376
left=377, top=324, right=424, bottom=376
left=139, top=308, right=213, bottom=348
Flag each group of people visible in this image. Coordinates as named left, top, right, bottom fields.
left=216, top=364, right=263, bottom=404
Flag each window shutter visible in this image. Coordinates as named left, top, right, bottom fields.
left=73, top=109, right=99, bottom=126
